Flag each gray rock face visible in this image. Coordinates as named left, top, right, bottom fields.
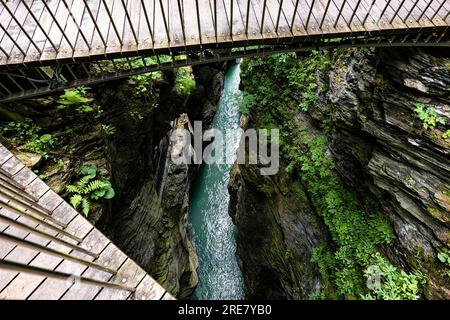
left=228, top=108, right=330, bottom=299
left=187, top=61, right=234, bottom=128
left=318, top=47, right=449, bottom=299
left=96, top=64, right=229, bottom=298
left=228, top=161, right=329, bottom=299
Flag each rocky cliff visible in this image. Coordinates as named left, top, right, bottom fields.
left=230, top=48, right=449, bottom=299
left=97, top=63, right=230, bottom=298
left=0, top=62, right=230, bottom=299
left=315, top=47, right=449, bottom=299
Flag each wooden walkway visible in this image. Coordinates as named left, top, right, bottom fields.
left=0, top=0, right=448, bottom=66
left=0, top=0, right=448, bottom=102
left=0, top=142, right=174, bottom=300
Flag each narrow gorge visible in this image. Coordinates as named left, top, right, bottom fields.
left=0, top=47, right=448, bottom=300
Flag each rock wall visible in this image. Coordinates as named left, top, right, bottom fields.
left=98, top=63, right=230, bottom=298
left=230, top=47, right=449, bottom=299
left=314, top=47, right=449, bottom=299
left=228, top=155, right=330, bottom=299
left=0, top=61, right=230, bottom=299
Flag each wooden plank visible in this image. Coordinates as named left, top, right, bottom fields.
left=60, top=242, right=127, bottom=300
left=94, top=258, right=146, bottom=300
left=179, top=0, right=201, bottom=46
left=121, top=0, right=141, bottom=53
left=217, top=0, right=232, bottom=42
left=137, top=0, right=155, bottom=50
left=88, top=0, right=112, bottom=56
left=0, top=207, right=19, bottom=257
left=198, top=0, right=218, bottom=44
left=49, top=0, right=78, bottom=60
left=152, top=0, right=170, bottom=48
left=38, top=0, right=65, bottom=62
left=0, top=214, right=92, bottom=300
left=129, top=274, right=167, bottom=300
left=264, top=0, right=291, bottom=37
left=64, top=0, right=90, bottom=58
left=168, top=0, right=186, bottom=48
left=25, top=226, right=105, bottom=300
left=37, top=189, right=63, bottom=212
left=161, top=292, right=176, bottom=300
left=222, top=0, right=246, bottom=41
left=283, top=0, right=308, bottom=36
left=236, top=0, right=262, bottom=39
left=4, top=0, right=40, bottom=65
left=0, top=200, right=79, bottom=296
left=22, top=215, right=94, bottom=300
left=101, top=0, right=122, bottom=54
left=0, top=2, right=15, bottom=64
left=250, top=0, right=276, bottom=38
left=0, top=145, right=13, bottom=165
left=12, top=167, right=37, bottom=187
left=24, top=176, right=50, bottom=199
left=22, top=0, right=51, bottom=64
left=1, top=156, right=24, bottom=176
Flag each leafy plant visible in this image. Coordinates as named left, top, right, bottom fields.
left=4, top=118, right=41, bottom=139
left=239, top=51, right=425, bottom=300
left=443, top=130, right=450, bottom=139
left=3, top=118, right=58, bottom=158
left=132, top=72, right=162, bottom=95
left=23, top=133, right=57, bottom=158
left=437, top=251, right=450, bottom=266
left=57, top=86, right=93, bottom=113
left=101, top=124, right=116, bottom=136
left=413, top=103, right=445, bottom=129
left=362, top=253, right=425, bottom=300
left=66, top=165, right=115, bottom=217
left=175, top=67, right=196, bottom=96
left=233, top=91, right=256, bottom=115
left=127, top=110, right=144, bottom=122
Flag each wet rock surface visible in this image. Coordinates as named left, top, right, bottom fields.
left=98, top=64, right=230, bottom=298
left=318, top=47, right=450, bottom=299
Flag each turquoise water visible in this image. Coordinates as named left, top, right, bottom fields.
left=188, top=63, right=245, bottom=300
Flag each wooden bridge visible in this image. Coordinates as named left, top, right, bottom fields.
left=0, top=0, right=449, bottom=101
left=0, top=142, right=174, bottom=300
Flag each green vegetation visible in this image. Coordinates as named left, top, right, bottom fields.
left=437, top=250, right=450, bottom=267
left=101, top=124, right=116, bottom=136
left=233, top=91, right=256, bottom=115
left=175, top=67, right=196, bottom=96
left=66, top=165, right=115, bottom=217
left=23, top=133, right=57, bottom=158
left=413, top=103, right=445, bottom=129
left=2, top=118, right=57, bottom=159
left=299, top=135, right=424, bottom=299
left=118, top=55, right=195, bottom=96
left=57, top=86, right=93, bottom=113
left=240, top=51, right=425, bottom=300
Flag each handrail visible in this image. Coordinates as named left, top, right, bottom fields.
left=0, top=232, right=116, bottom=274
left=0, top=259, right=136, bottom=292
left=0, top=214, right=98, bottom=258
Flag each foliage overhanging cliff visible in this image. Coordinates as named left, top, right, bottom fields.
left=230, top=47, right=449, bottom=300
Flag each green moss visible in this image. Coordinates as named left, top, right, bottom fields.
left=240, top=50, right=425, bottom=300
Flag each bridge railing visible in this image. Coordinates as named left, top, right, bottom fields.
left=0, top=167, right=136, bottom=293
left=0, top=0, right=448, bottom=66
left=0, top=0, right=448, bottom=102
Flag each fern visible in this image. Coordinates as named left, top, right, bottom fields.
left=66, top=185, right=80, bottom=194
left=81, top=198, right=90, bottom=217
left=65, top=165, right=115, bottom=217
left=84, top=180, right=106, bottom=194
left=76, top=176, right=91, bottom=190
left=70, top=194, right=83, bottom=209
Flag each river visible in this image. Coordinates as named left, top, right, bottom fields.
left=188, top=62, right=245, bottom=300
